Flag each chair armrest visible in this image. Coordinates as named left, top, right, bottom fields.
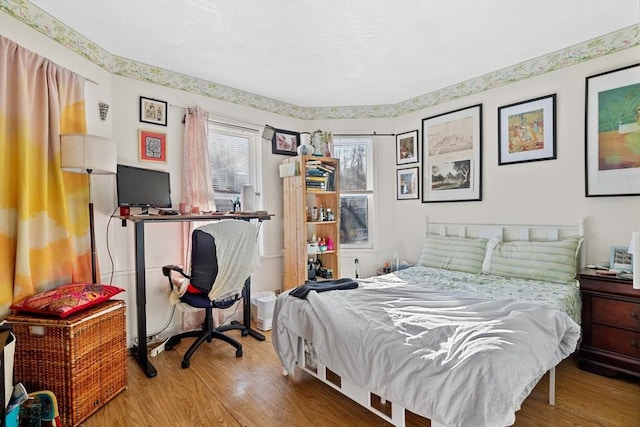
left=162, top=265, right=191, bottom=279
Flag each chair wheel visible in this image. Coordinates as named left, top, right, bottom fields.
left=181, top=359, right=190, bottom=369
left=241, top=329, right=248, bottom=337
left=236, top=348, right=243, bottom=357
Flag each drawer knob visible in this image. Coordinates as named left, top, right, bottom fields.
left=632, top=311, right=639, bottom=319
left=632, top=340, right=638, bottom=349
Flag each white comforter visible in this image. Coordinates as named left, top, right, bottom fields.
left=272, top=278, right=580, bottom=427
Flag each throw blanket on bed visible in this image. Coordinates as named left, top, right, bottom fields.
left=273, top=280, right=580, bottom=427
left=289, top=278, right=358, bottom=299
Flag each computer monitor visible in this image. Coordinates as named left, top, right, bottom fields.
left=116, top=164, right=171, bottom=211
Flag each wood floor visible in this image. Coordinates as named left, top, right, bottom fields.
left=81, top=327, right=639, bottom=427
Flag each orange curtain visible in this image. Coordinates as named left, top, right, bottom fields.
left=0, top=35, right=90, bottom=316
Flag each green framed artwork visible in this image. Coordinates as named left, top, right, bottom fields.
left=585, top=63, right=640, bottom=196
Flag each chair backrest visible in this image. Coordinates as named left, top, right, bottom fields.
left=192, top=220, right=259, bottom=301
left=189, top=230, right=219, bottom=294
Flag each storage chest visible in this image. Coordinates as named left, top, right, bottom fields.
left=7, top=300, right=127, bottom=426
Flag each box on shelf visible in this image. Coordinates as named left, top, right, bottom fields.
left=250, top=291, right=276, bottom=331
left=6, top=300, right=127, bottom=427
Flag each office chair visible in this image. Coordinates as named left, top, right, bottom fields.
left=162, top=220, right=259, bottom=368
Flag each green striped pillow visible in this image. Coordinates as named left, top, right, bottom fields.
left=418, top=235, right=488, bottom=274
left=488, top=238, right=583, bottom=283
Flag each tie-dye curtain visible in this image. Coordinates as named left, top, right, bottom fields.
left=0, top=36, right=90, bottom=316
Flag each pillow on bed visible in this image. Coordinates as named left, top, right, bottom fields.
left=418, top=234, right=488, bottom=274
left=487, top=237, right=583, bottom=283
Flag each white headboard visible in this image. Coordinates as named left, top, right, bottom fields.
left=425, top=217, right=586, bottom=269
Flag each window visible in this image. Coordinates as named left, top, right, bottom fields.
left=207, top=123, right=261, bottom=212
left=333, top=136, right=374, bottom=248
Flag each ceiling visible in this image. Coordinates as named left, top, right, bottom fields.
left=30, top=0, right=640, bottom=108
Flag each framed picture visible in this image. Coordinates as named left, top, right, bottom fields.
left=498, top=94, right=556, bottom=165
left=396, top=130, right=419, bottom=165
left=397, top=167, right=419, bottom=200
left=421, top=104, right=482, bottom=203
left=585, top=63, right=640, bottom=197
left=271, top=128, right=300, bottom=155
left=139, top=96, right=168, bottom=126
left=139, top=129, right=167, bottom=162
left=610, top=245, right=633, bottom=272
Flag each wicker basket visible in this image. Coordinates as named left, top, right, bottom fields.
left=7, top=300, right=127, bottom=427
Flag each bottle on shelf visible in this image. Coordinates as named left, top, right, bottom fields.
left=311, top=206, right=318, bottom=221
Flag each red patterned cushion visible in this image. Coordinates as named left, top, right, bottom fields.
left=10, top=283, right=125, bottom=318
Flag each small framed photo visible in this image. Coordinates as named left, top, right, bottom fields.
left=610, top=245, right=633, bottom=272
left=585, top=63, right=640, bottom=197
left=139, top=129, right=167, bottom=162
left=397, top=167, right=419, bottom=200
left=271, top=129, right=300, bottom=155
left=396, top=130, right=419, bottom=165
left=139, top=96, right=168, bottom=126
left=498, top=94, right=556, bottom=165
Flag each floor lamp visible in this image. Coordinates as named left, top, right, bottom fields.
left=60, top=134, right=117, bottom=283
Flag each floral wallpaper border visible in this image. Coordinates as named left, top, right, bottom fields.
left=2, top=0, right=639, bottom=120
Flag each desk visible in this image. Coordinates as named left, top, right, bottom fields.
left=120, top=212, right=273, bottom=378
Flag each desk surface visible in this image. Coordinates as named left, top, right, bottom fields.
left=118, top=212, right=274, bottom=223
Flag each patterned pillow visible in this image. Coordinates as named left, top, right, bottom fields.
left=10, top=283, right=124, bottom=318
left=418, top=234, right=488, bottom=274
left=488, top=238, right=583, bottom=283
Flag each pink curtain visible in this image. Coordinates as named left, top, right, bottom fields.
left=181, top=106, right=217, bottom=330
left=0, top=36, right=89, bottom=316
left=182, top=106, right=215, bottom=213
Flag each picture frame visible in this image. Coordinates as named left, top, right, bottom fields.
left=498, top=94, right=556, bottom=165
left=271, top=128, right=300, bottom=156
left=396, top=167, right=419, bottom=200
left=396, top=130, right=419, bottom=165
left=610, top=245, right=633, bottom=272
left=585, top=63, right=640, bottom=197
left=139, top=96, right=168, bottom=126
left=421, top=104, right=482, bottom=203
left=139, top=129, right=167, bottom=162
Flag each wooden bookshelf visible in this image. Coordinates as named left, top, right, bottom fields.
left=282, top=155, right=340, bottom=290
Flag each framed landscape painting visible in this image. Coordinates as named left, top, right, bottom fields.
left=585, top=63, right=640, bottom=197
left=421, top=104, right=482, bottom=203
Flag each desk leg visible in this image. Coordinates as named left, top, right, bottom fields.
left=243, top=277, right=265, bottom=341
left=134, top=222, right=157, bottom=377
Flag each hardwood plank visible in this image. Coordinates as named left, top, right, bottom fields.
left=82, top=329, right=640, bottom=426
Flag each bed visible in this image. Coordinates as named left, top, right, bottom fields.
left=272, top=220, right=585, bottom=427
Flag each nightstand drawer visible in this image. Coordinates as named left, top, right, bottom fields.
left=592, top=324, right=640, bottom=359
left=592, top=297, right=640, bottom=330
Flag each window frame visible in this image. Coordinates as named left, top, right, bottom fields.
left=333, top=136, right=375, bottom=250
left=207, top=122, right=262, bottom=213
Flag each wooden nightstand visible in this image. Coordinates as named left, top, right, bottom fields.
left=578, top=269, right=640, bottom=377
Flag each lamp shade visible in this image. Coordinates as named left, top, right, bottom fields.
left=60, top=134, right=116, bottom=175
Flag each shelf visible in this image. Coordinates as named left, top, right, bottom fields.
left=306, top=220, right=337, bottom=225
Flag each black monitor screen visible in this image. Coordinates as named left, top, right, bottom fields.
left=116, top=164, right=171, bottom=208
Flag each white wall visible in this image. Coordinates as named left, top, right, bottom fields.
left=387, top=48, right=640, bottom=271
left=3, top=13, right=639, bottom=346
